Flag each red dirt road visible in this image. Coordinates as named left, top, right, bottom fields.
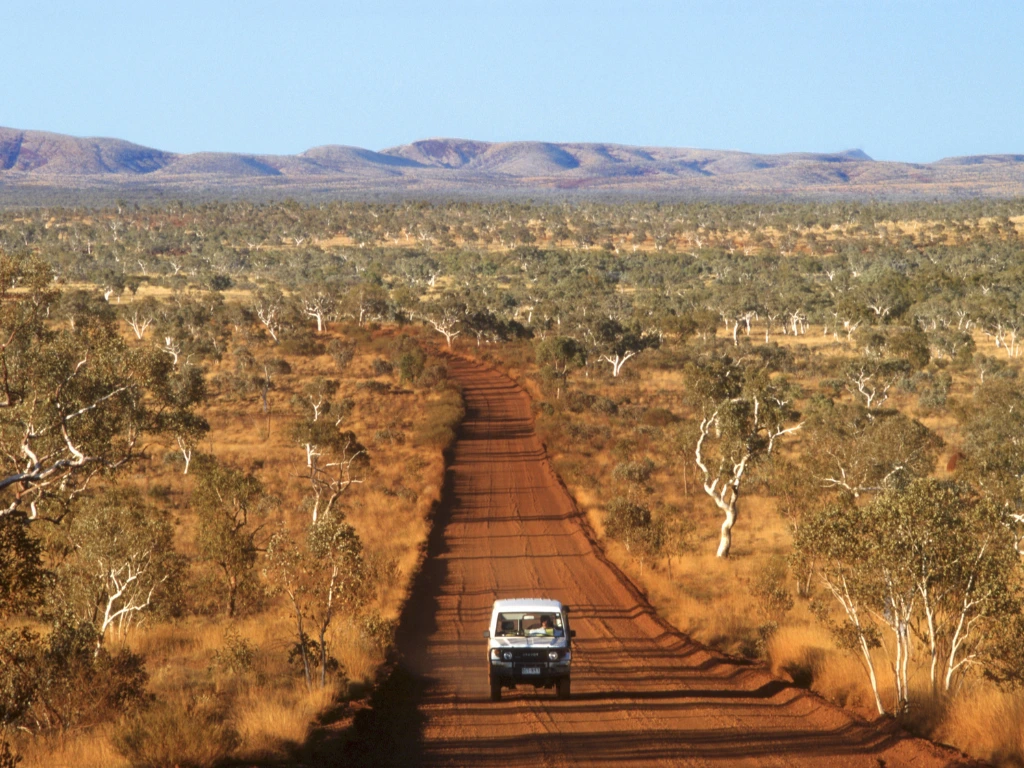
left=363, top=358, right=974, bottom=767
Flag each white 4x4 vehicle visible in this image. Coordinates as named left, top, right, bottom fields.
left=483, top=598, right=575, bottom=701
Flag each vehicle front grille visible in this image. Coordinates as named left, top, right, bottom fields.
left=511, top=649, right=551, bottom=661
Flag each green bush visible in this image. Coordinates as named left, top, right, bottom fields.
left=278, top=334, right=324, bottom=357
left=564, top=390, right=596, bottom=413
left=612, top=458, right=655, bottom=485
left=0, top=619, right=149, bottom=734
left=390, top=337, right=427, bottom=383
left=212, top=628, right=257, bottom=676
left=750, top=556, right=794, bottom=624
left=371, top=357, right=394, bottom=376
left=604, top=497, right=664, bottom=563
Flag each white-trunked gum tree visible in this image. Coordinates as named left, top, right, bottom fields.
left=687, top=354, right=802, bottom=557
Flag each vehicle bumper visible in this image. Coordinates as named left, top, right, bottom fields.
left=489, top=661, right=570, bottom=685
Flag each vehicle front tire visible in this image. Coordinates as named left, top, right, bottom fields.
left=556, top=677, right=570, bottom=700
left=489, top=676, right=502, bottom=702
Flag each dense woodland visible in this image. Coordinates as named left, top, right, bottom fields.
left=2, top=198, right=1024, bottom=766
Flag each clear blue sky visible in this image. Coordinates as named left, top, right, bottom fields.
left=4, top=0, right=1021, bottom=162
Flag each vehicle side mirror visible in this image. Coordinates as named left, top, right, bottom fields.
left=570, top=630, right=576, bottom=638
left=482, top=630, right=490, bottom=639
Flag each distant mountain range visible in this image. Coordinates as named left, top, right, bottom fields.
left=2, top=126, right=1023, bottom=204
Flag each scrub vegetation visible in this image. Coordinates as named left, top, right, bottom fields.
left=2, top=197, right=1024, bottom=765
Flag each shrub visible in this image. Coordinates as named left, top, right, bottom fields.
left=564, top=390, right=595, bottom=413
left=604, top=497, right=664, bottom=565
left=328, top=340, right=356, bottom=374
left=419, top=362, right=450, bottom=389
left=413, top=391, right=464, bottom=448
left=212, top=628, right=257, bottom=676
left=564, top=420, right=608, bottom=446
left=750, top=556, right=794, bottom=625
left=390, top=337, right=427, bottom=383
left=918, top=371, right=953, bottom=409
left=371, top=357, right=394, bottom=376
left=373, top=428, right=406, bottom=446
left=640, top=407, right=679, bottom=427
left=818, top=378, right=845, bottom=397
left=612, top=458, right=655, bottom=485
left=362, top=613, right=398, bottom=654
left=288, top=634, right=341, bottom=678
left=278, top=334, right=325, bottom=357
left=1, top=619, right=149, bottom=734
left=357, top=380, right=391, bottom=395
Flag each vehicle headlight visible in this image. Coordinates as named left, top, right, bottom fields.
left=548, top=651, right=560, bottom=661
left=502, top=651, right=513, bottom=661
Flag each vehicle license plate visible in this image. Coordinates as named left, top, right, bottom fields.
left=522, top=666, right=541, bottom=675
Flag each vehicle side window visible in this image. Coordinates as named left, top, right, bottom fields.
left=496, top=614, right=519, bottom=636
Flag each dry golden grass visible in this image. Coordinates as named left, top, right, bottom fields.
left=939, top=687, right=1024, bottom=766
left=17, top=727, right=129, bottom=768
left=233, top=680, right=343, bottom=758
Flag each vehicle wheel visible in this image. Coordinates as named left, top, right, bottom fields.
left=489, top=676, right=502, bottom=702
left=556, top=678, right=570, bottom=700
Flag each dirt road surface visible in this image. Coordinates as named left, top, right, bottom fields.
left=347, top=358, right=975, bottom=767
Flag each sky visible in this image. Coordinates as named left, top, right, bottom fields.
left=3, top=0, right=1021, bottom=163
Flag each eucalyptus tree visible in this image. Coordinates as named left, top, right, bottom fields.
left=535, top=336, right=588, bottom=396
left=152, top=289, right=228, bottom=365
left=1, top=256, right=167, bottom=523
left=583, top=318, right=659, bottom=378
left=121, top=296, right=159, bottom=340
left=251, top=286, right=287, bottom=342
left=956, top=379, right=1024, bottom=551
left=873, top=481, right=1018, bottom=695
left=687, top=355, right=802, bottom=557
left=192, top=461, right=273, bottom=618
left=344, top=282, right=390, bottom=327
left=56, top=489, right=182, bottom=647
left=290, top=378, right=365, bottom=524
left=844, top=356, right=909, bottom=409
left=797, top=481, right=1020, bottom=713
left=423, top=293, right=467, bottom=349
left=152, top=358, right=209, bottom=475
left=265, top=512, right=365, bottom=688
left=802, top=400, right=942, bottom=498
left=300, top=284, right=337, bottom=333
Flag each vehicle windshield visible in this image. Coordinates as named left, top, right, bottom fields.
left=495, top=612, right=565, bottom=637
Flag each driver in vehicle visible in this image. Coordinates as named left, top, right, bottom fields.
left=530, top=615, right=556, bottom=636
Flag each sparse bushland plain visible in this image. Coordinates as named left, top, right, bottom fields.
left=2, top=198, right=1024, bottom=766
left=0, top=264, right=463, bottom=766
